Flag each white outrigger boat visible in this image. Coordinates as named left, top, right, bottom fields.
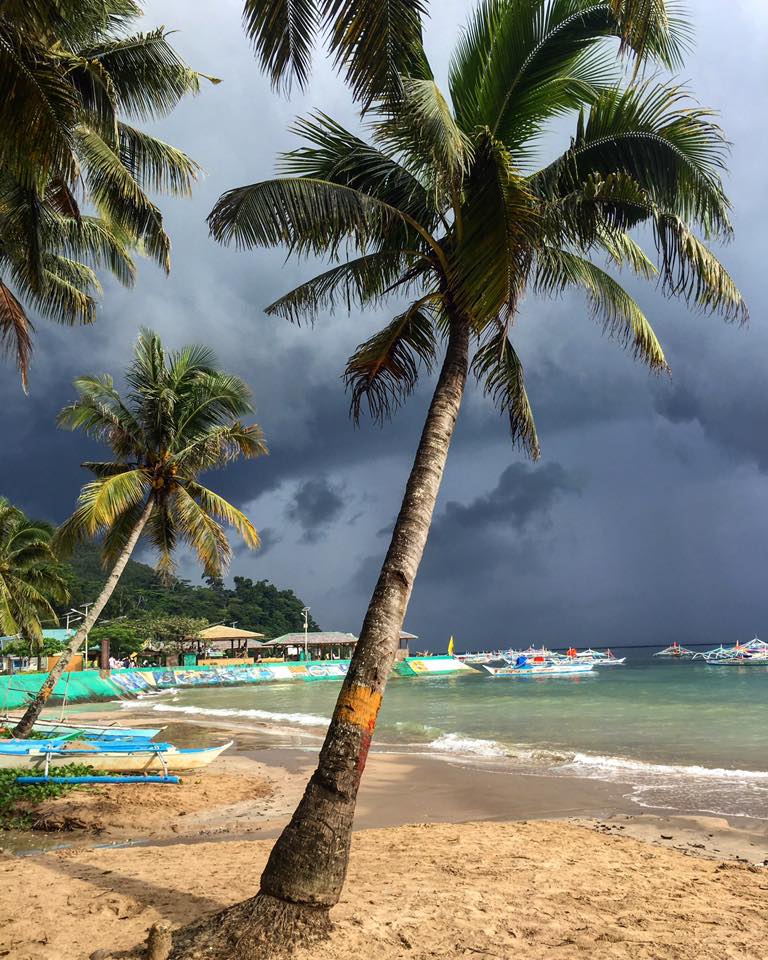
left=0, top=738, right=232, bottom=773
left=570, top=648, right=626, bottom=666
left=700, top=638, right=768, bottom=667
left=653, top=642, right=695, bottom=658
left=483, top=658, right=594, bottom=678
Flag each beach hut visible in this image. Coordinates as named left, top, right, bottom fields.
left=198, top=625, right=266, bottom=660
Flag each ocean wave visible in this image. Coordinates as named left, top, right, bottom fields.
left=427, top=733, right=509, bottom=758
left=148, top=703, right=330, bottom=728
left=564, top=752, right=768, bottom=782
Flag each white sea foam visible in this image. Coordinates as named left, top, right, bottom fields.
left=146, top=703, right=330, bottom=728
left=564, top=752, right=768, bottom=782
left=427, top=733, right=509, bottom=758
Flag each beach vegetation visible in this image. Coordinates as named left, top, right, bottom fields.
left=0, top=764, right=98, bottom=830
left=12, top=330, right=266, bottom=737
left=0, top=0, right=213, bottom=387
left=168, top=1, right=746, bottom=956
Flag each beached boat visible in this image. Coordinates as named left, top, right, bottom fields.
left=0, top=739, right=231, bottom=772
left=483, top=658, right=594, bottom=678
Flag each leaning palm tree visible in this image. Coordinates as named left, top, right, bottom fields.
left=0, top=499, right=68, bottom=664
left=168, top=2, right=746, bottom=956
left=12, top=330, right=267, bottom=737
left=0, top=0, right=214, bottom=386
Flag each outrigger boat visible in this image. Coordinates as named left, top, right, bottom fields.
left=483, top=657, right=594, bottom=678
left=653, top=642, right=694, bottom=658
left=567, top=647, right=626, bottom=666
left=0, top=738, right=232, bottom=773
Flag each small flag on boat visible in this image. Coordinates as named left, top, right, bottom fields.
left=448, top=636, right=455, bottom=656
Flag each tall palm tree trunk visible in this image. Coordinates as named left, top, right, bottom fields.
left=12, top=499, right=154, bottom=738
left=169, top=318, right=470, bottom=959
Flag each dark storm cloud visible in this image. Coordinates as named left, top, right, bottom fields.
left=286, top=477, right=346, bottom=543
left=431, top=462, right=582, bottom=536
left=1, top=0, right=767, bottom=648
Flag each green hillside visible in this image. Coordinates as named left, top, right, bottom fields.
left=60, top=543, right=320, bottom=639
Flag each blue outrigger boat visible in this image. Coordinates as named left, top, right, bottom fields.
left=0, top=737, right=232, bottom=773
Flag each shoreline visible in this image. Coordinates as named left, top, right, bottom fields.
left=5, top=708, right=765, bottom=864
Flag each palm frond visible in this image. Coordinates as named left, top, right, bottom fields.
left=450, top=131, right=538, bottom=322
left=344, top=300, right=439, bottom=423
left=185, top=482, right=261, bottom=549
left=77, top=127, right=170, bottom=270
left=280, top=112, right=439, bottom=231
left=534, top=245, right=667, bottom=369
left=81, top=28, right=207, bottom=120
left=266, top=252, right=418, bottom=324
left=610, top=0, right=692, bottom=68
left=534, top=81, right=732, bottom=237
left=208, top=176, right=418, bottom=258
left=374, top=78, right=473, bottom=190
left=169, top=485, right=231, bottom=577
left=0, top=280, right=33, bottom=389
left=324, top=0, right=430, bottom=107
left=471, top=323, right=540, bottom=459
left=653, top=212, right=747, bottom=323
left=242, top=0, right=319, bottom=93
left=118, top=123, right=202, bottom=196
left=449, top=0, right=624, bottom=156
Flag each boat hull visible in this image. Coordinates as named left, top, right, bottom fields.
left=0, top=741, right=231, bottom=772
left=483, top=663, right=594, bottom=678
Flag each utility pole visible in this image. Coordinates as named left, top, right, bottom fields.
left=302, top=606, right=310, bottom=661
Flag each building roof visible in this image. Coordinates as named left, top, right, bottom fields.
left=270, top=632, right=357, bottom=646
left=207, top=638, right=266, bottom=650
left=198, top=625, right=265, bottom=641
left=270, top=630, right=417, bottom=646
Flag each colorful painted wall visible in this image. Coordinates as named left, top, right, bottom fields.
left=1, top=656, right=471, bottom=710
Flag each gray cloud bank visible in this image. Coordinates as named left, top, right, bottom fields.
left=1, top=1, right=767, bottom=649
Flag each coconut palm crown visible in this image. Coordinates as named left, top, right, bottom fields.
left=0, top=499, right=67, bottom=643
left=0, top=0, right=215, bottom=385
left=55, top=329, right=266, bottom=578
left=211, top=0, right=746, bottom=460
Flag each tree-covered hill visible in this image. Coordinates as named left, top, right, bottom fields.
left=60, top=543, right=320, bottom=639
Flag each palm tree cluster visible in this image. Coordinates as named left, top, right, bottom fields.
left=0, top=0, right=212, bottom=386
left=12, top=329, right=266, bottom=736
left=0, top=498, right=67, bottom=652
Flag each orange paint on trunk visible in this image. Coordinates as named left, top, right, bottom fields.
left=335, top=685, right=382, bottom=732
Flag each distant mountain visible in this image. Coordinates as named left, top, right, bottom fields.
left=59, top=543, right=320, bottom=639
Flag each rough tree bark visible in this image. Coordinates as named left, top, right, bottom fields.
left=168, top=318, right=471, bottom=960
left=12, top=498, right=154, bottom=738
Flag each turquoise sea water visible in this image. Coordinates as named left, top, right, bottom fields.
left=120, top=647, right=768, bottom=819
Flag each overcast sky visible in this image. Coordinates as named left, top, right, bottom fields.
left=2, top=2, right=767, bottom=650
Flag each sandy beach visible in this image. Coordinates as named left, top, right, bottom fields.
left=1, top=712, right=767, bottom=959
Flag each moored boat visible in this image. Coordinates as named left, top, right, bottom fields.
left=483, top=657, right=594, bottom=678
left=653, top=643, right=695, bottom=658
left=569, top=647, right=626, bottom=666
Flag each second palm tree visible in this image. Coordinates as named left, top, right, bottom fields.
left=12, top=330, right=267, bottom=738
